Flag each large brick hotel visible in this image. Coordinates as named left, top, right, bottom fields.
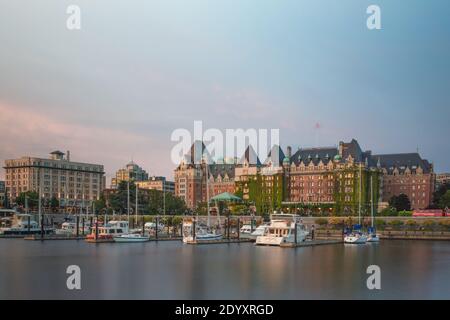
left=174, top=139, right=435, bottom=213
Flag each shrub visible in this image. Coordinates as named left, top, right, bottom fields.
left=380, top=207, right=397, bottom=216
left=422, top=220, right=436, bottom=230
left=315, top=218, right=328, bottom=226
left=375, top=219, right=386, bottom=229
left=438, top=220, right=450, bottom=230
left=388, top=220, right=404, bottom=228
left=398, top=211, right=413, bottom=217
left=405, top=219, right=417, bottom=226
left=329, top=217, right=344, bottom=227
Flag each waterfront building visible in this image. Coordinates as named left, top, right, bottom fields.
left=373, top=153, right=435, bottom=210
left=0, top=181, right=5, bottom=208
left=235, top=145, right=285, bottom=214
left=436, top=173, right=450, bottom=188
left=283, top=139, right=379, bottom=215
left=136, top=176, right=175, bottom=194
left=111, top=161, right=149, bottom=188
left=3, top=151, right=105, bottom=206
left=174, top=141, right=235, bottom=209
left=174, top=139, right=434, bottom=214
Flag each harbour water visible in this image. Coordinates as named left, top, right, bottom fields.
left=0, top=239, right=449, bottom=299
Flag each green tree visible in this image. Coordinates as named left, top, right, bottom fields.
left=389, top=194, right=411, bottom=212
left=438, top=190, right=450, bottom=209
left=93, top=195, right=107, bottom=212
left=16, top=191, right=39, bottom=209
left=432, top=182, right=450, bottom=208
left=50, top=196, right=59, bottom=211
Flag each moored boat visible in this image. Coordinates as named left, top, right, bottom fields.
left=255, top=214, right=308, bottom=246
left=113, top=233, right=150, bottom=243
left=86, top=220, right=129, bottom=241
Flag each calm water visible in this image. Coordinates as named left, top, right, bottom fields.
left=0, top=239, right=449, bottom=299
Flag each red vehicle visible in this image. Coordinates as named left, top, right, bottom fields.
left=412, top=209, right=447, bottom=217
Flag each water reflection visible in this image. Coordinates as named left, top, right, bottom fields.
left=0, top=239, right=449, bottom=299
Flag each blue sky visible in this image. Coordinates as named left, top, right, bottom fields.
left=0, top=0, right=449, bottom=181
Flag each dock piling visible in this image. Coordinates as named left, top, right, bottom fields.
left=237, top=218, right=240, bottom=240
left=82, top=217, right=85, bottom=236
left=294, top=221, right=297, bottom=244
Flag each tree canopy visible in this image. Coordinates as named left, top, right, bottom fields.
left=389, top=194, right=411, bottom=211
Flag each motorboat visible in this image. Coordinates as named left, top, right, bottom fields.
left=182, top=219, right=223, bottom=243
left=255, top=214, right=309, bottom=246
left=86, top=220, right=129, bottom=241
left=0, top=214, right=54, bottom=235
left=144, top=221, right=164, bottom=233
left=240, top=223, right=268, bottom=240
left=113, top=233, right=150, bottom=243
left=55, top=221, right=91, bottom=236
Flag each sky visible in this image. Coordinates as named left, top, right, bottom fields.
left=1, top=0, right=449, bottom=183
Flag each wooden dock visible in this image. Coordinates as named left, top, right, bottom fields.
left=280, top=239, right=343, bottom=248
left=24, top=235, right=86, bottom=241
left=85, top=238, right=114, bottom=243
left=185, top=238, right=254, bottom=245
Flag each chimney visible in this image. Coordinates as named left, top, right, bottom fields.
left=338, top=141, right=344, bottom=156
left=66, top=150, right=70, bottom=161
left=287, top=146, right=292, bottom=158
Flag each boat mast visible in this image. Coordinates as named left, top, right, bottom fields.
left=38, top=168, right=42, bottom=228
left=135, top=185, right=138, bottom=225
left=163, top=180, right=166, bottom=216
left=206, top=158, right=210, bottom=228
left=370, top=175, right=374, bottom=228
left=359, top=164, right=362, bottom=226
left=127, top=180, right=130, bottom=226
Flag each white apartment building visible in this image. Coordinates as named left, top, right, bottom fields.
left=4, top=151, right=105, bottom=207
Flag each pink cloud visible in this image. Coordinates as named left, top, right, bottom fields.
left=0, top=103, right=175, bottom=183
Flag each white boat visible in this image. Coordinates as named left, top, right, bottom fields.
left=55, top=221, right=91, bottom=236
left=182, top=219, right=223, bottom=243
left=144, top=222, right=164, bottom=233
left=344, top=232, right=368, bottom=244
left=240, top=223, right=268, bottom=240
left=240, top=224, right=253, bottom=235
left=366, top=233, right=380, bottom=242
left=255, top=214, right=308, bottom=246
left=0, top=214, right=54, bottom=235
left=86, top=220, right=129, bottom=240
left=113, top=233, right=150, bottom=243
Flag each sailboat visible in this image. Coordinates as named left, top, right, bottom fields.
left=367, top=175, right=380, bottom=242
left=114, top=181, right=150, bottom=243
left=344, top=164, right=368, bottom=244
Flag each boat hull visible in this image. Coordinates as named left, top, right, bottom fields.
left=113, top=235, right=150, bottom=243
left=344, top=235, right=368, bottom=244
left=367, top=235, right=380, bottom=242
left=183, top=234, right=223, bottom=243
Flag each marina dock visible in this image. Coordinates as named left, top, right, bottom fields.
left=280, top=239, right=343, bottom=248
left=24, top=235, right=86, bottom=241
left=184, top=238, right=254, bottom=245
